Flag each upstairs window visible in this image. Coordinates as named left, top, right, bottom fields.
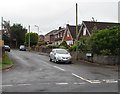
left=83, top=28, right=87, bottom=36
left=67, top=32, right=70, bottom=37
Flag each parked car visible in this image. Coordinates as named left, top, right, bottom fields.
left=19, top=45, right=26, bottom=51
left=4, top=45, right=10, bottom=52
left=49, top=48, right=72, bottom=64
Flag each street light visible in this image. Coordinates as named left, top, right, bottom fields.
left=34, top=25, right=39, bottom=35
left=34, top=25, right=39, bottom=45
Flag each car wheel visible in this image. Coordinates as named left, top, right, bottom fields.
left=69, top=61, right=72, bottom=64
left=49, top=57, right=52, bottom=62
left=54, top=57, right=57, bottom=63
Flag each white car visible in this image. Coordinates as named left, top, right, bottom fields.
left=49, top=48, right=72, bottom=63
left=19, top=45, right=26, bottom=51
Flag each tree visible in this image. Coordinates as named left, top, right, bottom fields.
left=25, top=32, right=38, bottom=47
left=10, top=24, right=27, bottom=48
left=2, top=20, right=11, bottom=45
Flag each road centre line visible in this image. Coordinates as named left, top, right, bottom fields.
left=55, top=83, right=68, bottom=85
left=53, top=66, right=66, bottom=71
left=73, top=82, right=86, bottom=85
left=2, top=85, right=13, bottom=87
left=17, top=84, right=31, bottom=86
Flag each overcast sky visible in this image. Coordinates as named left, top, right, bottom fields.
left=0, top=0, right=119, bottom=35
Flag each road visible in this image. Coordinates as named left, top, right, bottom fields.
left=2, top=50, right=119, bottom=92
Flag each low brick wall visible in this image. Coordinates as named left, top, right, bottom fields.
left=93, top=55, right=119, bottom=65
left=70, top=52, right=119, bottom=65
left=34, top=47, right=119, bottom=65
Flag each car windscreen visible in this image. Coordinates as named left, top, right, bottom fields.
left=56, top=49, right=68, bottom=54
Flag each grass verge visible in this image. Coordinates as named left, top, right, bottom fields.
left=0, top=53, right=13, bottom=70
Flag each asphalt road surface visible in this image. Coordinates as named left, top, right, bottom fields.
left=2, top=50, right=119, bottom=92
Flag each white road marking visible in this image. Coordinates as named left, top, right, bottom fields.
left=72, top=73, right=92, bottom=83
left=56, top=83, right=68, bottom=85
left=41, top=61, right=51, bottom=66
left=53, top=66, right=65, bottom=71
left=2, top=85, right=13, bottom=87
left=17, top=84, right=31, bottom=86
left=72, top=73, right=102, bottom=83
left=89, top=80, right=101, bottom=84
left=73, top=82, right=86, bottom=85
left=103, top=79, right=118, bottom=83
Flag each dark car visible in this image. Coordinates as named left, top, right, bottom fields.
left=19, top=45, right=26, bottom=51
left=4, top=45, right=10, bottom=52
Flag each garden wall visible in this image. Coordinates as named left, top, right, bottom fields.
left=70, top=52, right=119, bottom=65
left=35, top=47, right=119, bottom=65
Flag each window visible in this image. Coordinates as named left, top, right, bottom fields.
left=83, top=28, right=87, bottom=36
left=67, top=32, right=70, bottom=37
left=60, top=32, right=62, bottom=37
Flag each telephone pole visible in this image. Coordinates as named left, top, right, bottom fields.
left=76, top=3, right=79, bottom=60
left=28, top=25, right=31, bottom=51
left=1, top=17, right=3, bottom=32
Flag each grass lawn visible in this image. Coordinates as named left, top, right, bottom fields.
left=0, top=53, right=13, bottom=70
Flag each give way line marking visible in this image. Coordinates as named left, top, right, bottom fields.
left=72, top=73, right=118, bottom=84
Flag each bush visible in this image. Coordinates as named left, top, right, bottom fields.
left=90, top=26, right=120, bottom=55
left=46, top=44, right=59, bottom=49
left=69, top=45, right=76, bottom=51
left=100, top=49, right=112, bottom=55
left=59, top=46, right=67, bottom=49
left=79, top=26, right=120, bottom=55
left=59, top=41, right=69, bottom=49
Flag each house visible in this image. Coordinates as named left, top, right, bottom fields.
left=54, top=27, right=65, bottom=45
left=44, top=27, right=65, bottom=45
left=39, top=35, right=45, bottom=41
left=62, top=24, right=81, bottom=45
left=44, top=30, right=57, bottom=44
left=77, top=21, right=120, bottom=40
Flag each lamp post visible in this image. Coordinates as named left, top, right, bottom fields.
left=34, top=25, right=39, bottom=35
left=34, top=25, right=39, bottom=44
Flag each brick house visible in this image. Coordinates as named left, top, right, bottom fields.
left=44, top=27, right=65, bottom=45
left=54, top=27, right=65, bottom=45
left=39, top=35, right=45, bottom=41
left=44, top=30, right=57, bottom=44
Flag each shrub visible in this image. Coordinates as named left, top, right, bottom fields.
left=69, top=45, right=76, bottom=51
left=59, top=41, right=69, bottom=49
left=90, top=26, right=120, bottom=55
left=46, top=44, right=59, bottom=49
left=59, top=46, right=67, bottom=49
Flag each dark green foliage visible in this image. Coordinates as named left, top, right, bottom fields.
left=46, top=44, right=59, bottom=49
left=25, top=32, right=38, bottom=46
left=69, top=45, right=76, bottom=51
left=59, top=41, right=69, bottom=49
left=10, top=24, right=27, bottom=47
left=90, top=26, right=120, bottom=55
left=38, top=40, right=47, bottom=46
left=79, top=26, right=120, bottom=56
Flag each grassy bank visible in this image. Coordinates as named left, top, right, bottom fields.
left=0, top=53, right=13, bottom=70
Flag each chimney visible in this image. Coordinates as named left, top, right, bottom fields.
left=66, top=24, right=69, bottom=26
left=59, top=27, right=61, bottom=30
